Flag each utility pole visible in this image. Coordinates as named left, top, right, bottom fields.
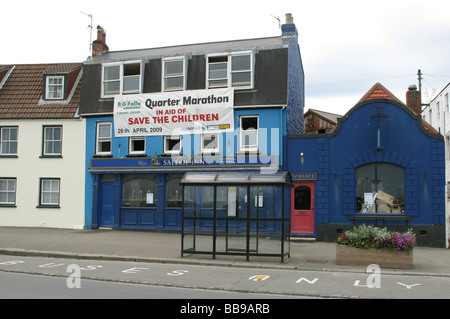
left=418, top=69, right=423, bottom=106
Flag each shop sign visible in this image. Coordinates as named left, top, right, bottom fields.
left=291, top=172, right=317, bottom=181
left=114, top=88, right=234, bottom=137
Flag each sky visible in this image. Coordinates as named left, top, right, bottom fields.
left=2, top=0, right=450, bottom=115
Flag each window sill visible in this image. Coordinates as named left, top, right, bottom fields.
left=40, top=155, right=63, bottom=158
left=36, top=205, right=60, bottom=209
left=93, top=153, right=113, bottom=158
left=0, top=204, right=16, bottom=208
left=126, top=153, right=148, bottom=158
left=0, top=155, right=18, bottom=158
left=237, top=150, right=260, bottom=156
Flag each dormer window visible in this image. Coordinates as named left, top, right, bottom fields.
left=207, top=51, right=254, bottom=90
left=46, top=76, right=64, bottom=100
left=102, top=61, right=142, bottom=97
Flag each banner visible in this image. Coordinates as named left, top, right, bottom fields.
left=114, top=88, right=234, bottom=137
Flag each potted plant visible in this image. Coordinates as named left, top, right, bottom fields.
left=336, top=225, right=415, bottom=269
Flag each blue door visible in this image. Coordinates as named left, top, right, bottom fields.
left=99, top=181, right=115, bottom=227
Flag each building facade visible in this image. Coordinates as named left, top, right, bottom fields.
left=422, top=82, right=450, bottom=246
left=287, top=83, right=446, bottom=247
left=0, top=63, right=86, bottom=228
left=79, top=16, right=304, bottom=231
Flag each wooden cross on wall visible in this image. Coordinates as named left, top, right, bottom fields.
left=370, top=106, right=388, bottom=151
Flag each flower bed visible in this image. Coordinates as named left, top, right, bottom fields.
left=336, top=225, right=415, bottom=269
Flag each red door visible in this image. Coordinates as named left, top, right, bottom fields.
left=291, top=183, right=314, bottom=234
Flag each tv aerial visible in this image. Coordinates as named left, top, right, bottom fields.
left=269, top=14, right=281, bottom=28
left=81, top=11, right=94, bottom=56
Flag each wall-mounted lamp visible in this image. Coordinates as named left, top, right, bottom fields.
left=300, top=152, right=304, bottom=165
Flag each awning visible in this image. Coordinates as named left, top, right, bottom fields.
left=180, top=171, right=292, bottom=186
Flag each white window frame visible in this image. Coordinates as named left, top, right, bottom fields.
left=1, top=126, right=18, bottom=156
left=46, top=76, right=65, bottom=99
left=40, top=178, right=60, bottom=207
left=201, top=133, right=220, bottom=154
left=239, top=115, right=259, bottom=152
left=162, top=57, right=187, bottom=92
left=0, top=178, right=16, bottom=206
left=43, top=126, right=62, bottom=156
left=206, top=51, right=254, bottom=90
left=96, top=122, right=112, bottom=155
left=101, top=61, right=142, bottom=98
left=129, top=136, right=146, bottom=155
left=164, top=135, right=181, bottom=155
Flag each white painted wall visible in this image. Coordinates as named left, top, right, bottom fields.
left=0, top=118, right=86, bottom=229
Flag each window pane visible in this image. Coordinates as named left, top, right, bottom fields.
left=166, top=136, right=180, bottom=151
left=166, top=175, right=183, bottom=207
left=232, top=72, right=251, bottom=87
left=165, top=77, right=183, bottom=90
left=294, top=186, right=311, bottom=210
left=100, top=141, right=111, bottom=153
left=104, top=65, right=120, bottom=81
left=123, top=75, right=140, bottom=92
left=209, top=63, right=227, bottom=79
left=202, top=134, right=218, bottom=150
left=242, top=131, right=257, bottom=146
left=231, top=55, right=250, bottom=71
left=122, top=176, right=157, bottom=207
left=104, top=81, right=120, bottom=95
left=242, top=117, right=258, bottom=130
left=123, top=63, right=140, bottom=76
left=98, top=124, right=111, bottom=138
left=164, top=60, right=183, bottom=76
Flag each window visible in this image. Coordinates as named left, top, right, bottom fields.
left=207, top=52, right=254, bottom=89
left=356, top=163, right=405, bottom=214
left=0, top=178, right=16, bottom=206
left=164, top=135, right=181, bottom=154
left=1, top=127, right=18, bottom=156
left=122, top=175, right=157, bottom=207
left=46, top=76, right=64, bottom=99
left=239, top=115, right=258, bottom=152
left=166, top=174, right=183, bottom=207
left=163, top=57, right=185, bottom=91
left=294, top=186, right=311, bottom=210
left=96, top=122, right=112, bottom=155
left=129, top=136, right=145, bottom=155
left=445, top=93, right=449, bottom=113
left=40, top=178, right=60, bottom=207
left=102, top=61, right=142, bottom=97
left=43, top=126, right=62, bottom=156
left=201, top=133, right=219, bottom=154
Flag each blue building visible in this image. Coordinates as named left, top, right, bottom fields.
left=287, top=83, right=446, bottom=247
left=79, top=15, right=304, bottom=231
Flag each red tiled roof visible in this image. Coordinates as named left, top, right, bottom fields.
left=0, top=63, right=82, bottom=119
left=357, top=82, right=404, bottom=105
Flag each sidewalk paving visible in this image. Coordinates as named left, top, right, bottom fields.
left=0, top=226, right=449, bottom=276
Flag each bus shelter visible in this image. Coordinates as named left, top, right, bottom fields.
left=180, top=171, right=292, bottom=262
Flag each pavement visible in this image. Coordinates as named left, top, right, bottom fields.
left=0, top=226, right=449, bottom=276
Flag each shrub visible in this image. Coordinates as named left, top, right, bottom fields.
left=337, top=225, right=416, bottom=251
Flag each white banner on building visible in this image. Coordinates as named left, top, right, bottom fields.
left=114, top=88, right=234, bottom=137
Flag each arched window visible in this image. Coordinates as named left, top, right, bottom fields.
left=122, top=175, right=157, bottom=207
left=356, top=163, right=404, bottom=214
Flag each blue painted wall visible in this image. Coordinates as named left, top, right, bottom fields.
left=287, top=99, right=445, bottom=245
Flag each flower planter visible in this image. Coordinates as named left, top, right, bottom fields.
left=336, top=245, right=413, bottom=269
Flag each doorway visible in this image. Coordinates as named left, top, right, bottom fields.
left=98, top=177, right=115, bottom=227
left=291, top=182, right=314, bottom=234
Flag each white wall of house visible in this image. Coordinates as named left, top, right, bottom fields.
left=423, top=83, right=450, bottom=247
left=0, top=118, right=86, bottom=229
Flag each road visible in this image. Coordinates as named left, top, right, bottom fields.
left=0, top=255, right=449, bottom=300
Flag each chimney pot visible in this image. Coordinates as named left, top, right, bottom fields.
left=406, top=84, right=421, bottom=115
left=92, top=25, right=109, bottom=57
left=285, top=13, right=294, bottom=24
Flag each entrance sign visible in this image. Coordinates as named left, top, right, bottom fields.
left=114, top=88, right=234, bottom=137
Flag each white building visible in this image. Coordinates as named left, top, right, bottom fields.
left=0, top=63, right=86, bottom=229
left=422, top=82, right=450, bottom=246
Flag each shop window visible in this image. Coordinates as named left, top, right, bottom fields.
left=166, top=175, right=183, bottom=207
left=122, top=175, right=157, bottom=207
left=0, top=178, right=16, bottom=206
left=163, top=57, right=185, bottom=91
left=1, top=127, right=18, bottom=156
left=356, top=163, right=405, bottom=214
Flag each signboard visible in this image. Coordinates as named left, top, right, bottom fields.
left=114, top=88, right=234, bottom=137
left=291, top=172, right=317, bottom=181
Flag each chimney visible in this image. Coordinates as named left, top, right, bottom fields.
left=92, top=25, right=109, bottom=57
left=282, top=13, right=297, bottom=36
left=406, top=84, right=421, bottom=115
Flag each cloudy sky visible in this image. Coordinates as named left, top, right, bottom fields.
left=2, top=0, right=450, bottom=115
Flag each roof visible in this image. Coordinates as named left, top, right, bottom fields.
left=0, top=63, right=82, bottom=119
left=180, top=171, right=292, bottom=185
left=305, top=109, right=342, bottom=124
left=356, top=82, right=404, bottom=105
left=86, top=36, right=290, bottom=64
